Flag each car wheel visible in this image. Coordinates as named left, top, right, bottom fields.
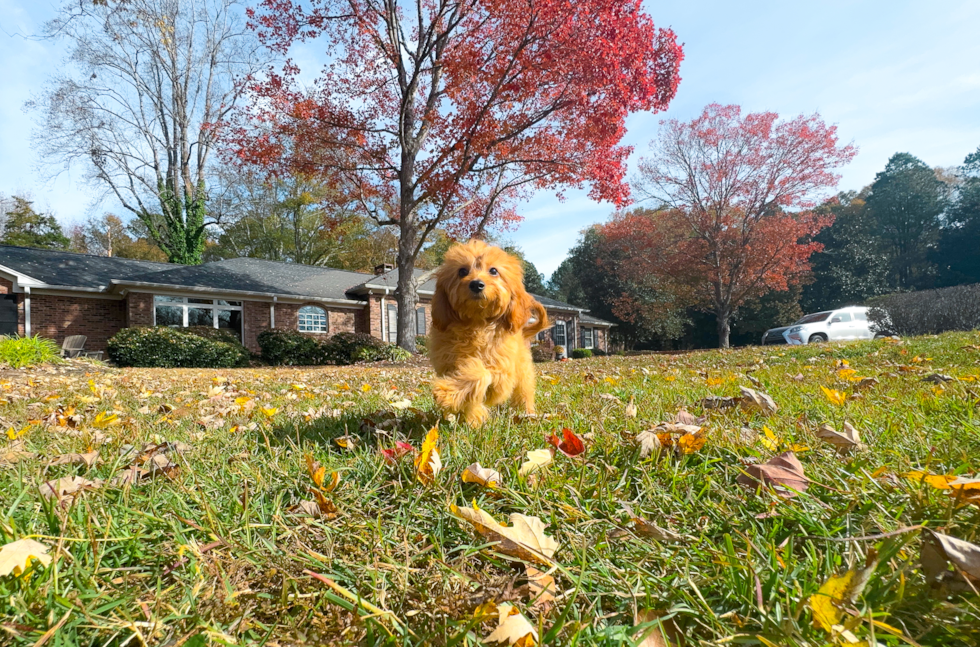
left=808, top=333, right=828, bottom=344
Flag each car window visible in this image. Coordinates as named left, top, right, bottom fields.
left=796, top=312, right=831, bottom=324
left=831, top=313, right=852, bottom=323
left=853, top=310, right=867, bottom=321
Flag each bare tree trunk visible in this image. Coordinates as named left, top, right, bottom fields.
left=716, top=307, right=731, bottom=349
left=394, top=218, right=418, bottom=353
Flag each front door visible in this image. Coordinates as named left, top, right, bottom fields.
left=0, top=294, right=17, bottom=336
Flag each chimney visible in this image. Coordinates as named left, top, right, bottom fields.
left=374, top=263, right=394, bottom=275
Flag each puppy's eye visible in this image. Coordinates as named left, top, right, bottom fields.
left=488, top=267, right=499, bottom=276
left=457, top=267, right=469, bottom=278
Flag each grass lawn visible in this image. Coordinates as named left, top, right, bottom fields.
left=2, top=332, right=980, bottom=646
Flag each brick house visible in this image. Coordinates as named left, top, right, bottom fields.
left=0, top=244, right=613, bottom=354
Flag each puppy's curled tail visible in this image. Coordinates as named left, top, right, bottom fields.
left=523, top=300, right=549, bottom=339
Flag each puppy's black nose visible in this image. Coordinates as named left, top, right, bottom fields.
left=469, top=279, right=485, bottom=293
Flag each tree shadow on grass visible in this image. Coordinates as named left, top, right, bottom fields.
left=260, top=406, right=444, bottom=452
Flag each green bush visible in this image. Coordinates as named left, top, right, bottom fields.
left=571, top=348, right=593, bottom=359
left=257, top=329, right=409, bottom=366
left=415, top=335, right=428, bottom=354
left=531, top=345, right=554, bottom=363
left=107, top=327, right=250, bottom=368
left=183, top=326, right=245, bottom=346
left=0, top=335, right=62, bottom=368
left=868, top=283, right=980, bottom=336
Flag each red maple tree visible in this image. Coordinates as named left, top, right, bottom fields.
left=628, top=104, right=857, bottom=347
left=228, top=0, right=683, bottom=350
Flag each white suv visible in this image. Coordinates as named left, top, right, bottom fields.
left=762, top=306, right=888, bottom=345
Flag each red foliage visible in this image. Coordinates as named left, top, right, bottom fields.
left=614, top=104, right=856, bottom=347
left=547, top=427, right=585, bottom=457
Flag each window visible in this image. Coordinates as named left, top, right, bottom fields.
left=830, top=312, right=852, bottom=323
left=387, top=304, right=398, bottom=343
left=853, top=310, right=868, bottom=321
left=416, top=306, right=426, bottom=335
left=553, top=320, right=566, bottom=347
left=298, top=305, right=328, bottom=333
left=581, top=327, right=593, bottom=349
left=153, top=296, right=243, bottom=340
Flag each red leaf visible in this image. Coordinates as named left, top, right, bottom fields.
left=547, top=428, right=585, bottom=457
left=380, top=441, right=413, bottom=465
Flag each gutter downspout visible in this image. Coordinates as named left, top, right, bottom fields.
left=24, top=286, right=31, bottom=337
left=271, top=296, right=277, bottom=329
left=380, top=290, right=387, bottom=343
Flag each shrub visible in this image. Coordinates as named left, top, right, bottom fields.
left=0, top=335, right=62, bottom=368
left=868, top=283, right=980, bottom=336
left=108, top=327, right=249, bottom=368
left=257, top=329, right=409, bottom=365
left=184, top=326, right=245, bottom=347
left=415, top=335, right=428, bottom=354
left=324, top=332, right=387, bottom=365
left=257, top=329, right=326, bottom=366
left=571, top=348, right=593, bottom=359
left=531, top=345, right=554, bottom=362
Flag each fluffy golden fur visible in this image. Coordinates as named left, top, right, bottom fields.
left=428, top=240, right=549, bottom=426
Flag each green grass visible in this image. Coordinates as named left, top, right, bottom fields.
left=1, top=332, right=979, bottom=646
left=0, top=334, right=62, bottom=369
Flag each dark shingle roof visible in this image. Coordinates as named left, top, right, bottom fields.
left=120, top=257, right=372, bottom=301
left=580, top=312, right=615, bottom=326
left=0, top=245, right=173, bottom=289
left=348, top=267, right=437, bottom=294
left=531, top=293, right=584, bottom=311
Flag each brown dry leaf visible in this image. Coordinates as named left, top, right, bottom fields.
left=0, top=440, right=36, bottom=467
left=815, top=422, right=867, bottom=453
left=635, top=610, right=684, bottom=647
left=739, top=386, right=778, bottom=415
left=0, top=538, right=53, bottom=577
left=452, top=501, right=558, bottom=565
left=674, top=409, right=704, bottom=426
left=854, top=377, right=879, bottom=390
left=632, top=518, right=683, bottom=542
left=461, top=462, right=503, bottom=488
left=292, top=493, right=338, bottom=519
left=737, top=451, right=809, bottom=497
left=111, top=466, right=150, bottom=486
left=147, top=453, right=177, bottom=474
left=625, top=397, right=638, bottom=419
left=48, top=450, right=100, bottom=468
left=921, top=530, right=980, bottom=587
left=485, top=603, right=537, bottom=646
left=39, top=475, right=101, bottom=501
left=334, top=435, right=358, bottom=450
left=636, top=430, right=661, bottom=459
left=922, top=373, right=954, bottom=384
left=791, top=373, right=806, bottom=382
left=700, top=395, right=738, bottom=410
left=948, top=477, right=980, bottom=507
left=525, top=566, right=557, bottom=613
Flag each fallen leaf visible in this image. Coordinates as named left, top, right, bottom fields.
left=92, top=411, right=120, bottom=428
left=737, top=451, right=809, bottom=497
left=815, top=422, right=868, bottom=453
left=48, top=450, right=100, bottom=468
left=676, top=430, right=706, bottom=454
left=547, top=428, right=585, bottom=457
left=380, top=441, right=414, bottom=464
left=334, top=435, right=357, bottom=450
left=674, top=409, right=703, bottom=426
left=636, top=430, right=661, bottom=459
left=0, top=440, right=36, bottom=467
left=701, top=396, right=738, bottom=410
left=625, top=397, right=638, bottom=419
left=525, top=566, right=556, bottom=613
left=810, top=552, right=878, bottom=631
left=461, top=462, right=502, bottom=488
left=389, top=398, right=412, bottom=410
left=519, top=448, right=553, bottom=476
left=740, top=387, right=778, bottom=415
left=759, top=426, right=780, bottom=451
left=485, top=603, right=537, bottom=646
left=921, top=530, right=980, bottom=586
left=635, top=609, right=683, bottom=647
left=854, top=377, right=879, bottom=390
left=948, top=477, right=980, bottom=507
left=631, top=517, right=683, bottom=542
left=111, top=466, right=150, bottom=486
left=922, top=373, right=954, bottom=384
left=414, top=427, right=442, bottom=484
left=452, top=501, right=558, bottom=565
left=0, top=538, right=52, bottom=577
left=903, top=471, right=957, bottom=490
left=39, top=475, right=101, bottom=501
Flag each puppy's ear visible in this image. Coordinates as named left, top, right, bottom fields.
left=501, top=284, right=533, bottom=333
left=430, top=280, right=459, bottom=331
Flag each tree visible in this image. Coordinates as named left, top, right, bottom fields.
left=233, top=0, right=683, bottom=351
left=70, top=213, right=169, bottom=261
left=32, top=0, right=264, bottom=265
left=634, top=104, right=856, bottom=347
left=934, top=146, right=980, bottom=286
left=864, top=153, right=946, bottom=290
left=0, top=197, right=71, bottom=250
left=501, top=246, right=547, bottom=296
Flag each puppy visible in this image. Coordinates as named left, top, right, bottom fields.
left=428, top=240, right=549, bottom=426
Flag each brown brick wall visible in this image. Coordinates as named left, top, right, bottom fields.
left=30, top=293, right=126, bottom=352
left=245, top=301, right=362, bottom=352
left=243, top=300, right=272, bottom=352
left=365, top=296, right=432, bottom=342
left=0, top=278, right=11, bottom=294
left=126, top=292, right=154, bottom=327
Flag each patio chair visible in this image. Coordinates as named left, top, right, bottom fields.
left=61, top=335, right=88, bottom=358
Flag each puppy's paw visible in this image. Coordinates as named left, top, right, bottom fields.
left=432, top=378, right=464, bottom=412
left=463, top=404, right=489, bottom=427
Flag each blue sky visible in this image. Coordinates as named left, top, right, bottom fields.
left=2, top=1, right=979, bottom=276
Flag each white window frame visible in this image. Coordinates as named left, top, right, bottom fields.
left=581, top=327, right=594, bottom=349
left=153, top=296, right=243, bottom=339
left=298, top=305, right=328, bottom=333
left=553, top=320, right=567, bottom=347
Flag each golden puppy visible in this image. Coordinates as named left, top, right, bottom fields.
left=428, top=240, right=548, bottom=425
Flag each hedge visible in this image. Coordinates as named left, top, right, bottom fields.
left=257, top=329, right=410, bottom=366
left=868, top=283, right=980, bottom=336
left=571, top=348, right=593, bottom=359
left=107, top=327, right=250, bottom=368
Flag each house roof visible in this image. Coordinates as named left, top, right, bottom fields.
left=580, top=312, right=615, bottom=327
left=348, top=267, right=437, bottom=294
left=531, top=293, right=585, bottom=312
left=118, top=257, right=372, bottom=301
left=0, top=244, right=173, bottom=289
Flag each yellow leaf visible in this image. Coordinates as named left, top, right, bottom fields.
left=903, top=470, right=957, bottom=490
left=361, top=384, right=372, bottom=392
left=452, top=501, right=558, bottom=565
left=518, top=448, right=552, bottom=476
left=6, top=426, right=28, bottom=440
left=260, top=406, right=278, bottom=418
left=414, top=427, right=442, bottom=485
left=810, top=559, right=877, bottom=632
left=677, top=430, right=706, bottom=454
left=485, top=602, right=537, bottom=646
left=820, top=386, right=848, bottom=406
left=604, top=377, right=618, bottom=385
left=93, top=411, right=119, bottom=429
left=760, top=426, right=779, bottom=451
left=664, top=375, right=676, bottom=382
left=705, top=376, right=725, bottom=387
left=461, top=462, right=502, bottom=488
left=0, top=539, right=53, bottom=577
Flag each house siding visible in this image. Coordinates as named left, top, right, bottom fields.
left=126, top=292, right=154, bottom=327
left=30, top=293, right=126, bottom=352
left=243, top=300, right=272, bottom=352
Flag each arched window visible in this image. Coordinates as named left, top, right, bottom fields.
left=298, top=305, right=328, bottom=333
